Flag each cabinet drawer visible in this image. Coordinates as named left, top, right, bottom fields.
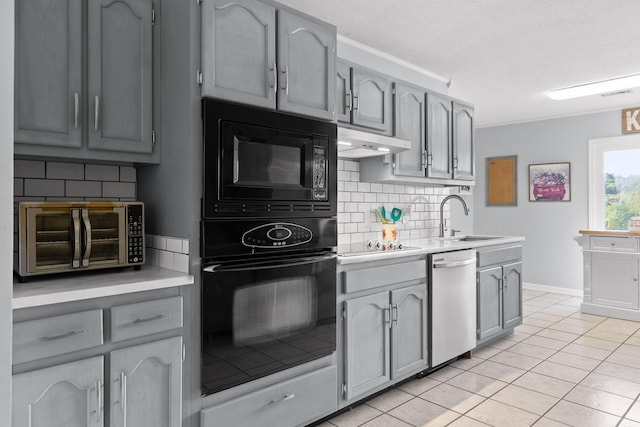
left=201, top=365, right=337, bottom=427
left=343, top=260, right=426, bottom=293
left=13, top=309, right=103, bottom=364
left=591, top=236, right=638, bottom=253
left=111, top=296, right=183, bottom=342
left=477, top=246, right=522, bottom=267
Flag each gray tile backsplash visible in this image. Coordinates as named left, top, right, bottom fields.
left=338, top=159, right=450, bottom=246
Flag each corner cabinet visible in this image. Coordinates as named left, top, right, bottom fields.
left=14, top=0, right=157, bottom=163
left=578, top=233, right=640, bottom=321
left=201, top=0, right=336, bottom=121
left=337, top=60, right=393, bottom=134
left=339, top=256, right=428, bottom=404
left=12, top=291, right=184, bottom=427
left=475, top=245, right=523, bottom=347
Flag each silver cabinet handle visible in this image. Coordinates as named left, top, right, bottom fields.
left=133, top=312, right=171, bottom=324
left=94, top=96, right=100, bottom=130
left=270, top=62, right=277, bottom=93
left=427, top=153, right=433, bottom=166
left=72, top=209, right=81, bottom=268
left=74, top=92, right=79, bottom=129
left=502, top=276, right=508, bottom=289
left=81, top=208, right=92, bottom=267
left=120, top=371, right=127, bottom=425
left=96, top=380, right=103, bottom=423
left=283, top=66, right=289, bottom=95
left=269, top=394, right=295, bottom=405
left=384, top=305, right=391, bottom=329
left=392, top=304, right=398, bottom=326
left=354, top=94, right=359, bottom=111
left=453, top=157, right=459, bottom=170
left=432, top=258, right=476, bottom=268
left=346, top=90, right=352, bottom=112
left=39, top=328, right=86, bottom=342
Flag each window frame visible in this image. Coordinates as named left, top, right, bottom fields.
left=588, top=134, right=640, bottom=229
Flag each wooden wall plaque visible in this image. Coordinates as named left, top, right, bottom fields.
left=486, top=156, right=517, bottom=206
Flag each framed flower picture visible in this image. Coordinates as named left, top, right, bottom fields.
left=529, top=162, right=571, bottom=202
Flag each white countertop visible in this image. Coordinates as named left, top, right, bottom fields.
left=337, top=235, right=525, bottom=265
left=13, top=265, right=194, bottom=310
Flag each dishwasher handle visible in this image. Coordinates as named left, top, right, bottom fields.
left=432, top=258, right=476, bottom=269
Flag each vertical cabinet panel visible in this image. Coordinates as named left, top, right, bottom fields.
left=336, top=61, right=351, bottom=123
left=453, top=101, right=474, bottom=180
left=12, top=357, right=104, bottom=427
left=277, top=10, right=336, bottom=121
left=477, top=266, right=502, bottom=341
left=110, top=337, right=183, bottom=427
left=201, top=0, right=276, bottom=109
left=88, top=0, right=153, bottom=153
left=426, top=92, right=452, bottom=179
left=351, top=68, right=392, bottom=134
left=591, top=253, right=640, bottom=310
left=15, top=0, right=82, bottom=148
left=393, top=83, right=426, bottom=177
left=391, top=283, right=428, bottom=378
left=344, top=291, right=390, bottom=400
left=503, top=262, right=523, bottom=329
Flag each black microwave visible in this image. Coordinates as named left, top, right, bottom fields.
left=202, top=98, right=337, bottom=219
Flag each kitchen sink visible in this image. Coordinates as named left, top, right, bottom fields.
left=452, top=235, right=501, bottom=242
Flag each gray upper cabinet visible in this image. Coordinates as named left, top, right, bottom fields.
left=14, top=0, right=157, bottom=163
left=88, top=0, right=154, bottom=154
left=351, top=67, right=392, bottom=134
left=426, top=92, right=453, bottom=179
left=12, top=356, right=104, bottom=427
left=335, top=61, right=352, bottom=123
left=453, top=101, right=475, bottom=181
left=277, top=9, right=336, bottom=120
left=202, top=0, right=336, bottom=121
left=393, top=83, right=425, bottom=177
left=15, top=0, right=82, bottom=149
left=201, top=0, right=277, bottom=109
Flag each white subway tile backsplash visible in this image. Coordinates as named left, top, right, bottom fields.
left=166, top=237, right=183, bottom=253
left=15, top=160, right=45, bottom=178
left=85, top=164, right=119, bottom=181
left=24, top=179, right=65, bottom=197
left=153, top=235, right=167, bottom=250
left=174, top=253, right=189, bottom=273
left=103, top=182, right=135, bottom=199
left=120, top=166, right=137, bottom=183
left=344, top=181, right=358, bottom=192
left=157, top=250, right=174, bottom=270
left=181, top=240, right=190, bottom=255
left=14, top=179, right=23, bottom=197
left=66, top=180, right=102, bottom=198
left=47, top=162, right=85, bottom=180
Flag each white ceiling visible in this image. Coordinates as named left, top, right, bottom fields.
left=277, top=0, right=640, bottom=127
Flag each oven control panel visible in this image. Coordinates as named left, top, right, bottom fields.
left=242, top=223, right=313, bottom=248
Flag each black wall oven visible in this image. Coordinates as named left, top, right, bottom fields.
left=202, top=98, right=337, bottom=218
left=201, top=99, right=338, bottom=397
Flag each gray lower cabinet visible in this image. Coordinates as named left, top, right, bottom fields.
left=12, top=292, right=184, bottom=427
left=15, top=0, right=156, bottom=163
left=337, top=60, right=393, bottom=134
left=476, top=246, right=523, bottom=346
left=13, top=356, right=104, bottom=427
left=340, top=258, right=428, bottom=403
left=201, top=0, right=336, bottom=121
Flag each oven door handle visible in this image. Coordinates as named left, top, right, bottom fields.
left=203, top=253, right=336, bottom=273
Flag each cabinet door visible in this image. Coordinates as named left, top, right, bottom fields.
left=393, top=83, right=426, bottom=177
left=13, top=357, right=104, bottom=427
left=343, top=292, right=390, bottom=400
left=426, top=92, right=453, bottom=178
left=452, top=101, right=474, bottom=180
left=277, top=9, right=336, bottom=121
left=477, top=267, right=503, bottom=341
left=502, top=262, right=523, bottom=330
left=15, top=0, right=82, bottom=148
left=391, top=284, right=428, bottom=378
left=591, top=253, right=640, bottom=310
left=352, top=68, right=392, bottom=133
left=110, top=337, right=183, bottom=427
left=336, top=60, right=352, bottom=123
left=88, top=0, right=154, bottom=154
left=202, top=0, right=276, bottom=109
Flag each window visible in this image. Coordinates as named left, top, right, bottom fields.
left=589, top=135, right=640, bottom=229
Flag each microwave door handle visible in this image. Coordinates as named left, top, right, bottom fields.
left=81, top=208, right=92, bottom=267
left=203, top=253, right=336, bottom=273
left=72, top=209, right=81, bottom=268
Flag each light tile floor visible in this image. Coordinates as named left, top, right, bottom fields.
left=317, top=289, right=640, bottom=427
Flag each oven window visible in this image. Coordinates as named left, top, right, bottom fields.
left=234, top=138, right=303, bottom=187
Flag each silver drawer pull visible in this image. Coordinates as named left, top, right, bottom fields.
left=39, top=328, right=86, bottom=342
left=269, top=394, right=295, bottom=405
left=133, top=313, right=171, bottom=324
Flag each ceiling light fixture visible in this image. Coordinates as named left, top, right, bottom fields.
left=547, top=74, right=640, bottom=100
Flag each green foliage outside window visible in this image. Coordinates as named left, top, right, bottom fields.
left=605, top=173, right=640, bottom=230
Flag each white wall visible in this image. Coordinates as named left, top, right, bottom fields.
left=473, top=110, right=622, bottom=291
left=1, top=0, right=13, bottom=422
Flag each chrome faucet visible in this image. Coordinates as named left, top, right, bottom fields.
left=439, top=195, right=470, bottom=237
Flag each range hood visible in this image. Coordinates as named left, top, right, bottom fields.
left=337, top=127, right=411, bottom=159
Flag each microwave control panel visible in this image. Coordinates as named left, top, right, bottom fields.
left=242, top=223, right=312, bottom=249
left=127, top=204, right=144, bottom=264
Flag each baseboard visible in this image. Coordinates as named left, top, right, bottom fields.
left=523, top=282, right=583, bottom=297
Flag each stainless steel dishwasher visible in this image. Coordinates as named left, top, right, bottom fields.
left=430, top=249, right=477, bottom=366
